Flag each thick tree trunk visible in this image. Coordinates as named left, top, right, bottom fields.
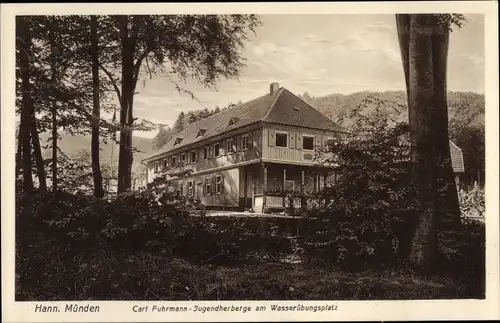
left=50, top=28, right=58, bottom=193
left=30, top=113, right=47, bottom=192
left=407, top=14, right=439, bottom=271
left=18, top=17, right=34, bottom=193
left=430, top=18, right=461, bottom=227
left=16, top=126, right=22, bottom=180
left=91, top=15, right=104, bottom=198
left=117, top=15, right=134, bottom=193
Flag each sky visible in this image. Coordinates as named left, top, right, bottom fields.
left=131, top=14, right=484, bottom=138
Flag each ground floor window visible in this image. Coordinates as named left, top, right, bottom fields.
left=284, top=180, right=295, bottom=192
left=188, top=181, right=194, bottom=197
left=204, top=177, right=212, bottom=195
left=215, top=175, right=223, bottom=194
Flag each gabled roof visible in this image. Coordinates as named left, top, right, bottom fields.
left=450, top=141, right=465, bottom=173
left=144, top=87, right=344, bottom=162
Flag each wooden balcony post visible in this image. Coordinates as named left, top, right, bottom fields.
left=301, top=169, right=306, bottom=208
left=262, top=163, right=267, bottom=210
left=300, top=169, right=305, bottom=194
left=283, top=167, right=287, bottom=207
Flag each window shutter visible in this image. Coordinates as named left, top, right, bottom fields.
left=297, top=133, right=302, bottom=150
left=315, top=135, right=321, bottom=149
left=268, top=129, right=275, bottom=147
left=248, top=132, right=253, bottom=148
left=220, top=175, right=224, bottom=193
left=289, top=132, right=296, bottom=149
left=212, top=176, right=216, bottom=193
left=203, top=179, right=206, bottom=195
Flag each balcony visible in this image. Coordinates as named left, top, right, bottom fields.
left=254, top=193, right=303, bottom=210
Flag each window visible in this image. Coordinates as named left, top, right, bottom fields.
left=163, top=159, right=168, bottom=169
left=284, top=180, right=295, bottom=192
left=196, top=129, right=207, bottom=138
left=276, top=132, right=288, bottom=147
left=188, top=181, right=194, bottom=197
left=174, top=137, right=183, bottom=146
left=172, top=156, right=177, bottom=166
left=228, top=117, right=239, bottom=127
left=324, top=137, right=333, bottom=151
left=203, top=146, right=208, bottom=160
left=204, top=177, right=212, bottom=195
left=226, top=138, right=235, bottom=154
left=214, top=143, right=220, bottom=157
left=215, top=175, right=222, bottom=194
left=190, top=150, right=197, bottom=164
left=241, top=135, right=249, bottom=150
left=303, top=135, right=314, bottom=150
left=181, top=153, right=186, bottom=164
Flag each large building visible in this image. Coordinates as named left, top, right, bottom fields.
left=142, top=83, right=466, bottom=212
left=142, top=83, right=346, bottom=213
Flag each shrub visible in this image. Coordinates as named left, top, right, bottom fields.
left=458, top=184, right=485, bottom=218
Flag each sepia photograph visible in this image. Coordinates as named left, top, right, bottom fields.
left=1, top=2, right=499, bottom=322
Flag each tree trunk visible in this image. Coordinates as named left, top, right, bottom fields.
left=50, top=26, right=58, bottom=193
left=430, top=17, right=461, bottom=227
left=16, top=126, right=22, bottom=180
left=117, top=15, right=134, bottom=193
left=407, top=14, right=439, bottom=272
left=18, top=17, right=34, bottom=193
left=90, top=15, right=104, bottom=198
left=30, top=112, right=47, bottom=192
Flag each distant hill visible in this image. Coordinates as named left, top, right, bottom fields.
left=299, top=90, right=484, bottom=129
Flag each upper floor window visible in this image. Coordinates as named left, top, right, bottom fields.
left=324, top=137, right=333, bottom=151
left=181, top=153, right=186, bottom=163
left=303, top=135, right=314, bottom=150
left=226, top=138, right=235, bottom=154
left=163, top=159, right=168, bottom=169
left=276, top=132, right=288, bottom=147
left=203, top=146, right=208, bottom=160
left=172, top=156, right=177, bottom=166
left=214, top=142, right=221, bottom=157
left=241, top=135, right=249, bottom=150
left=190, top=150, right=197, bottom=164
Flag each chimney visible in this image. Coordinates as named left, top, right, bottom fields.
left=270, top=82, right=280, bottom=94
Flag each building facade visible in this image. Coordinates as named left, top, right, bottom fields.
left=142, top=83, right=346, bottom=213
left=143, top=83, right=466, bottom=212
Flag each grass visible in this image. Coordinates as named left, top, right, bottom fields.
left=16, top=246, right=483, bottom=301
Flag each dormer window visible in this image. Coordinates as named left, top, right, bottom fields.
left=228, top=117, right=239, bottom=127
left=174, top=137, right=183, bottom=146
left=196, top=129, right=207, bottom=138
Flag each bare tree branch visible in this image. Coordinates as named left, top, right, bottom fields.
left=98, top=63, right=122, bottom=106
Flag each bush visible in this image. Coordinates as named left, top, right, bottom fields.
left=458, top=184, right=485, bottom=217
